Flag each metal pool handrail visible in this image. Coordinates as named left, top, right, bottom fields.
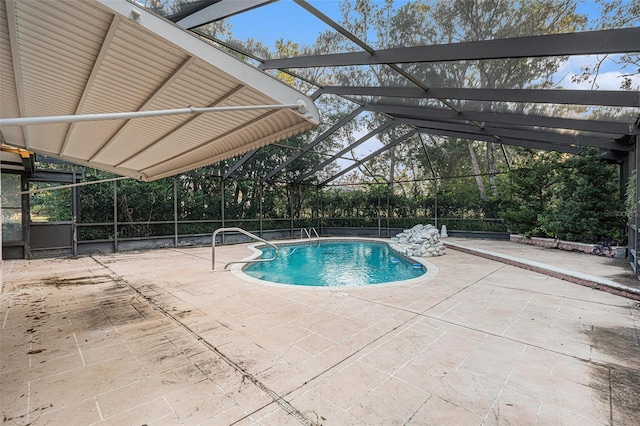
left=310, top=228, right=320, bottom=239
left=301, top=228, right=310, bottom=239
left=301, top=227, right=320, bottom=239
left=211, top=227, right=278, bottom=271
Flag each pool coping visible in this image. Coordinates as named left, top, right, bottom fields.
left=229, top=237, right=440, bottom=289
left=445, top=240, right=640, bottom=301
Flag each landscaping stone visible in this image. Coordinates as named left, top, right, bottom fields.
left=510, top=234, right=626, bottom=258
left=389, top=224, right=446, bottom=257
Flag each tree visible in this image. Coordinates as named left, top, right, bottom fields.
left=541, top=149, right=624, bottom=243
left=498, top=151, right=562, bottom=235
left=319, top=0, right=585, bottom=206
left=423, top=0, right=585, bottom=200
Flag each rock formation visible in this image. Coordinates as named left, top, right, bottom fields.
left=389, top=224, right=446, bottom=257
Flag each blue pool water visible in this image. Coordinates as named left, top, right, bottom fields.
left=243, top=240, right=425, bottom=287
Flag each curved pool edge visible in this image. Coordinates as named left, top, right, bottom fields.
left=228, top=237, right=440, bottom=289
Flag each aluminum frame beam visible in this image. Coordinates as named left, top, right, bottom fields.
left=163, top=0, right=638, bottom=184
left=292, top=0, right=431, bottom=92
left=294, top=120, right=395, bottom=183
left=393, top=117, right=631, bottom=151
left=415, top=127, right=583, bottom=154
left=260, top=106, right=365, bottom=183
left=363, top=103, right=637, bottom=135
left=415, top=128, right=628, bottom=162
left=223, top=149, right=258, bottom=180
left=166, top=0, right=218, bottom=22
left=293, top=0, right=374, bottom=54
left=174, top=1, right=275, bottom=29
left=318, top=86, right=640, bottom=107
left=260, top=27, right=640, bottom=70
left=485, top=125, right=626, bottom=151
left=320, top=129, right=418, bottom=186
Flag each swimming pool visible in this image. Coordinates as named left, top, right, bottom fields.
left=242, top=240, right=426, bottom=287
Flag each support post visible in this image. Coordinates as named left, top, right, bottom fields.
left=316, top=186, right=321, bottom=232
left=173, top=177, right=178, bottom=248
left=635, top=135, right=640, bottom=279
left=113, top=180, right=118, bottom=253
left=220, top=178, right=225, bottom=244
left=259, top=184, right=264, bottom=238
left=434, top=178, right=438, bottom=229
left=289, top=185, right=294, bottom=238
left=71, top=167, right=78, bottom=256
left=320, top=188, right=325, bottom=235
left=22, top=173, right=30, bottom=260
left=386, top=183, right=391, bottom=237
left=377, top=190, right=381, bottom=237
left=620, top=154, right=630, bottom=243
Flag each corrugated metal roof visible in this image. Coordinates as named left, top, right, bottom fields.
left=0, top=0, right=319, bottom=181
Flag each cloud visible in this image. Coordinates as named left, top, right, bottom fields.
left=561, top=70, right=640, bottom=90
left=554, top=54, right=639, bottom=90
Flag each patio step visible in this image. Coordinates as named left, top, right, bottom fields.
left=445, top=241, right=640, bottom=301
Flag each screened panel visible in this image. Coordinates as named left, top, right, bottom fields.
left=1, top=173, right=23, bottom=243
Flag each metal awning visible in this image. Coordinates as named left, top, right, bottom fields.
left=0, top=0, right=319, bottom=181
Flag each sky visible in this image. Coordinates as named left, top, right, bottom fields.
left=226, top=1, right=605, bottom=46
left=226, top=1, right=343, bottom=47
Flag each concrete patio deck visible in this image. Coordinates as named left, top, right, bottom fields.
left=2, top=238, right=639, bottom=425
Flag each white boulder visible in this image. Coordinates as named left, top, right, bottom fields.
left=389, top=224, right=446, bottom=257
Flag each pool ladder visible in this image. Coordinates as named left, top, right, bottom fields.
left=211, top=227, right=278, bottom=271
left=301, top=227, right=320, bottom=241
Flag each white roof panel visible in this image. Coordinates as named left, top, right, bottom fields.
left=0, top=0, right=319, bottom=181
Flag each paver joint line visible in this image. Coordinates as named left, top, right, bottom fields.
left=351, top=268, right=621, bottom=372
left=483, top=366, right=516, bottom=423
left=607, top=366, right=614, bottom=426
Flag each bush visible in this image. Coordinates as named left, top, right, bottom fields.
left=541, top=148, right=624, bottom=243
left=500, top=148, right=625, bottom=244
left=499, top=151, right=560, bottom=235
